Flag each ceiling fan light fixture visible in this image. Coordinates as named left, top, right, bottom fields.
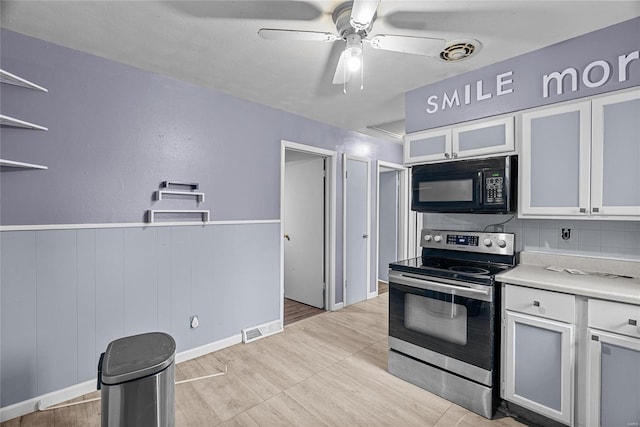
left=439, top=39, right=482, bottom=62
left=347, top=52, right=362, bottom=72
left=349, top=0, right=380, bottom=31
left=345, top=33, right=363, bottom=72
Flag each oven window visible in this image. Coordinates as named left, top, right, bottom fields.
left=389, top=282, right=495, bottom=370
left=405, top=294, right=467, bottom=345
left=418, top=179, right=473, bottom=202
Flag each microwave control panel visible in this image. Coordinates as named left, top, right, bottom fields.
left=484, top=169, right=504, bottom=205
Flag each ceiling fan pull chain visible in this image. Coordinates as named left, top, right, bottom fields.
left=360, top=49, right=364, bottom=91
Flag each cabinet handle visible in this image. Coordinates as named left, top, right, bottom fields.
left=579, top=208, right=587, bottom=213
left=452, top=152, right=458, bottom=158
left=630, top=319, right=638, bottom=326
left=592, top=207, right=600, bottom=213
left=533, top=300, right=540, bottom=307
left=444, top=153, right=450, bottom=159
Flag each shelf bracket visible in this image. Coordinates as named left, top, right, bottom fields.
left=147, top=209, right=210, bottom=223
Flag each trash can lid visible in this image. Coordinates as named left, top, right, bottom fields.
left=101, top=332, right=176, bottom=385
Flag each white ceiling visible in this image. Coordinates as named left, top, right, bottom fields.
left=1, top=1, right=639, bottom=142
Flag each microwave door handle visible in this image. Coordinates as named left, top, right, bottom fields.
left=477, top=171, right=484, bottom=205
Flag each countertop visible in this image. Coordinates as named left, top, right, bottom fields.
left=495, top=252, right=640, bottom=305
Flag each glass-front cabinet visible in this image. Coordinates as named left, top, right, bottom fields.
left=504, top=311, right=574, bottom=425
left=590, top=89, right=640, bottom=216
left=520, top=101, right=591, bottom=216
left=502, top=285, right=575, bottom=426
left=587, top=299, right=640, bottom=427
left=404, top=115, right=514, bottom=164
left=520, top=87, right=640, bottom=219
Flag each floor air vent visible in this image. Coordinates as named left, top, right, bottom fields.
left=241, top=320, right=283, bottom=343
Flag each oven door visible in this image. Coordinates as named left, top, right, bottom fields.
left=389, top=270, right=496, bottom=372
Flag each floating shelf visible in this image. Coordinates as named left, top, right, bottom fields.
left=156, top=190, right=205, bottom=202
left=147, top=210, right=210, bottom=223
left=0, top=69, right=48, bottom=92
left=0, top=159, right=48, bottom=170
left=0, top=114, right=48, bottom=131
left=161, top=181, right=199, bottom=190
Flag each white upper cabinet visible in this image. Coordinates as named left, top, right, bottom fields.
left=404, top=115, right=514, bottom=165
left=520, top=88, right=640, bottom=219
left=590, top=89, right=640, bottom=217
left=520, top=101, right=592, bottom=216
left=452, top=116, right=514, bottom=159
left=404, top=128, right=451, bottom=163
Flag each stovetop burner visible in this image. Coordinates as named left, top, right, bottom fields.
left=448, top=266, right=490, bottom=275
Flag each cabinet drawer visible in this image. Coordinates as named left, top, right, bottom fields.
left=505, top=285, right=575, bottom=323
left=589, top=299, right=640, bottom=339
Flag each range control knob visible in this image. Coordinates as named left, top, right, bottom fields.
left=483, top=238, right=493, bottom=247
left=434, top=235, right=443, bottom=243
left=497, top=239, right=507, bottom=248
left=424, top=234, right=433, bottom=242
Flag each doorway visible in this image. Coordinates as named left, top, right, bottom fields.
left=376, top=161, right=408, bottom=296
left=281, top=141, right=336, bottom=325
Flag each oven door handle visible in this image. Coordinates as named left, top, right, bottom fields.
left=389, top=272, right=490, bottom=296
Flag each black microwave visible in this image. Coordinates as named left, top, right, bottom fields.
left=411, top=155, right=517, bottom=213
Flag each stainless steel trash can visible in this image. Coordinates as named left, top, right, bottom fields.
left=99, top=332, right=176, bottom=427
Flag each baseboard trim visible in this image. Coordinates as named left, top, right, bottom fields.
left=0, top=333, right=243, bottom=423
left=174, top=334, right=242, bottom=364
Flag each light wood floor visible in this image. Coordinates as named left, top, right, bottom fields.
left=2, top=294, right=525, bottom=427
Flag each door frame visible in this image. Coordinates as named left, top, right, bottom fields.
left=375, top=160, right=408, bottom=297
left=342, top=154, right=371, bottom=306
left=280, top=140, right=338, bottom=322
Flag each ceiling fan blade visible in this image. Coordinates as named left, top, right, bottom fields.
left=258, top=29, right=340, bottom=42
left=350, top=0, right=380, bottom=30
left=369, top=34, right=446, bottom=56
left=332, top=50, right=351, bottom=85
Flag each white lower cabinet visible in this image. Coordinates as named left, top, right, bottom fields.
left=586, top=299, right=640, bottom=427
left=502, top=285, right=575, bottom=426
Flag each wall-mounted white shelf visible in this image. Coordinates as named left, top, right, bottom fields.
left=161, top=181, right=199, bottom=190
left=0, top=159, right=48, bottom=170
left=147, top=210, right=210, bottom=223
left=0, top=69, right=48, bottom=92
left=155, top=190, right=205, bottom=202
left=0, top=114, right=48, bottom=131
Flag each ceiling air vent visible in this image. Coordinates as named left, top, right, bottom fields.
left=440, top=39, right=482, bottom=62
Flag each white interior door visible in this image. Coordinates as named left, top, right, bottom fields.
left=284, top=153, right=325, bottom=308
left=344, top=155, right=370, bottom=306
left=378, top=169, right=399, bottom=283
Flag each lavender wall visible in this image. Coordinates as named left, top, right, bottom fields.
left=0, top=29, right=401, bottom=225
left=0, top=29, right=402, bottom=412
left=406, top=17, right=640, bottom=132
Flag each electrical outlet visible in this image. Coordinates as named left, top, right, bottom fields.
left=190, top=315, right=199, bottom=329
left=561, top=228, right=571, bottom=240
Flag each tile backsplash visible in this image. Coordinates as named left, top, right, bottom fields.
left=423, top=213, right=640, bottom=261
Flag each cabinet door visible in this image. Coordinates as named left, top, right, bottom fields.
left=504, top=311, right=574, bottom=425
left=590, top=89, right=640, bottom=217
left=404, top=128, right=451, bottom=164
left=587, top=329, right=640, bottom=427
left=452, top=116, right=514, bottom=159
left=520, top=101, right=591, bottom=216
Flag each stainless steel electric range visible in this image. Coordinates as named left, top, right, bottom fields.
left=388, top=229, right=517, bottom=419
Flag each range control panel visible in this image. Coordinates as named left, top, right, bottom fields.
left=421, top=229, right=515, bottom=256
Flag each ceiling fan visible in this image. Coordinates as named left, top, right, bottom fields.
left=258, top=0, right=480, bottom=91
